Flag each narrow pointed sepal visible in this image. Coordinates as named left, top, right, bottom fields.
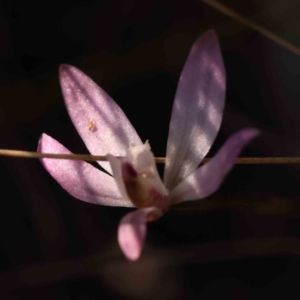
left=164, top=30, right=226, bottom=190
left=38, top=133, right=133, bottom=207
left=59, top=64, right=142, bottom=173
left=170, top=128, right=259, bottom=204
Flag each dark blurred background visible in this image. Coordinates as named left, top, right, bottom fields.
left=0, top=0, right=300, bottom=298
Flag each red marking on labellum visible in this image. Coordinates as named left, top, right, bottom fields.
left=122, top=162, right=138, bottom=178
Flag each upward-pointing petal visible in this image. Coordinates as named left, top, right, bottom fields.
left=170, top=128, right=259, bottom=204
left=164, top=30, right=226, bottom=190
left=38, top=133, right=133, bottom=207
left=59, top=64, right=142, bottom=173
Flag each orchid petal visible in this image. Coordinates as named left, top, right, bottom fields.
left=164, top=30, right=226, bottom=190
left=59, top=64, right=142, bottom=173
left=106, top=154, right=130, bottom=201
left=118, top=207, right=162, bottom=261
left=38, top=133, right=133, bottom=207
left=170, top=128, right=259, bottom=204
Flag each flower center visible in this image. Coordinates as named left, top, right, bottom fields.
left=122, top=162, right=169, bottom=212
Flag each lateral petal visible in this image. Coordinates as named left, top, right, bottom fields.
left=59, top=64, right=142, bottom=173
left=106, top=154, right=130, bottom=201
left=38, top=133, right=133, bottom=207
left=170, top=128, right=259, bottom=204
left=164, top=30, right=226, bottom=190
left=118, top=207, right=162, bottom=261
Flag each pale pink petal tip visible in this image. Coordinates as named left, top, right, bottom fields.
left=118, top=207, right=162, bottom=261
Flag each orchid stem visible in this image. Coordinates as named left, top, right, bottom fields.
left=0, top=148, right=299, bottom=164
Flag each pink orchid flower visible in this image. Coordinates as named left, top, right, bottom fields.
left=38, top=30, right=258, bottom=261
